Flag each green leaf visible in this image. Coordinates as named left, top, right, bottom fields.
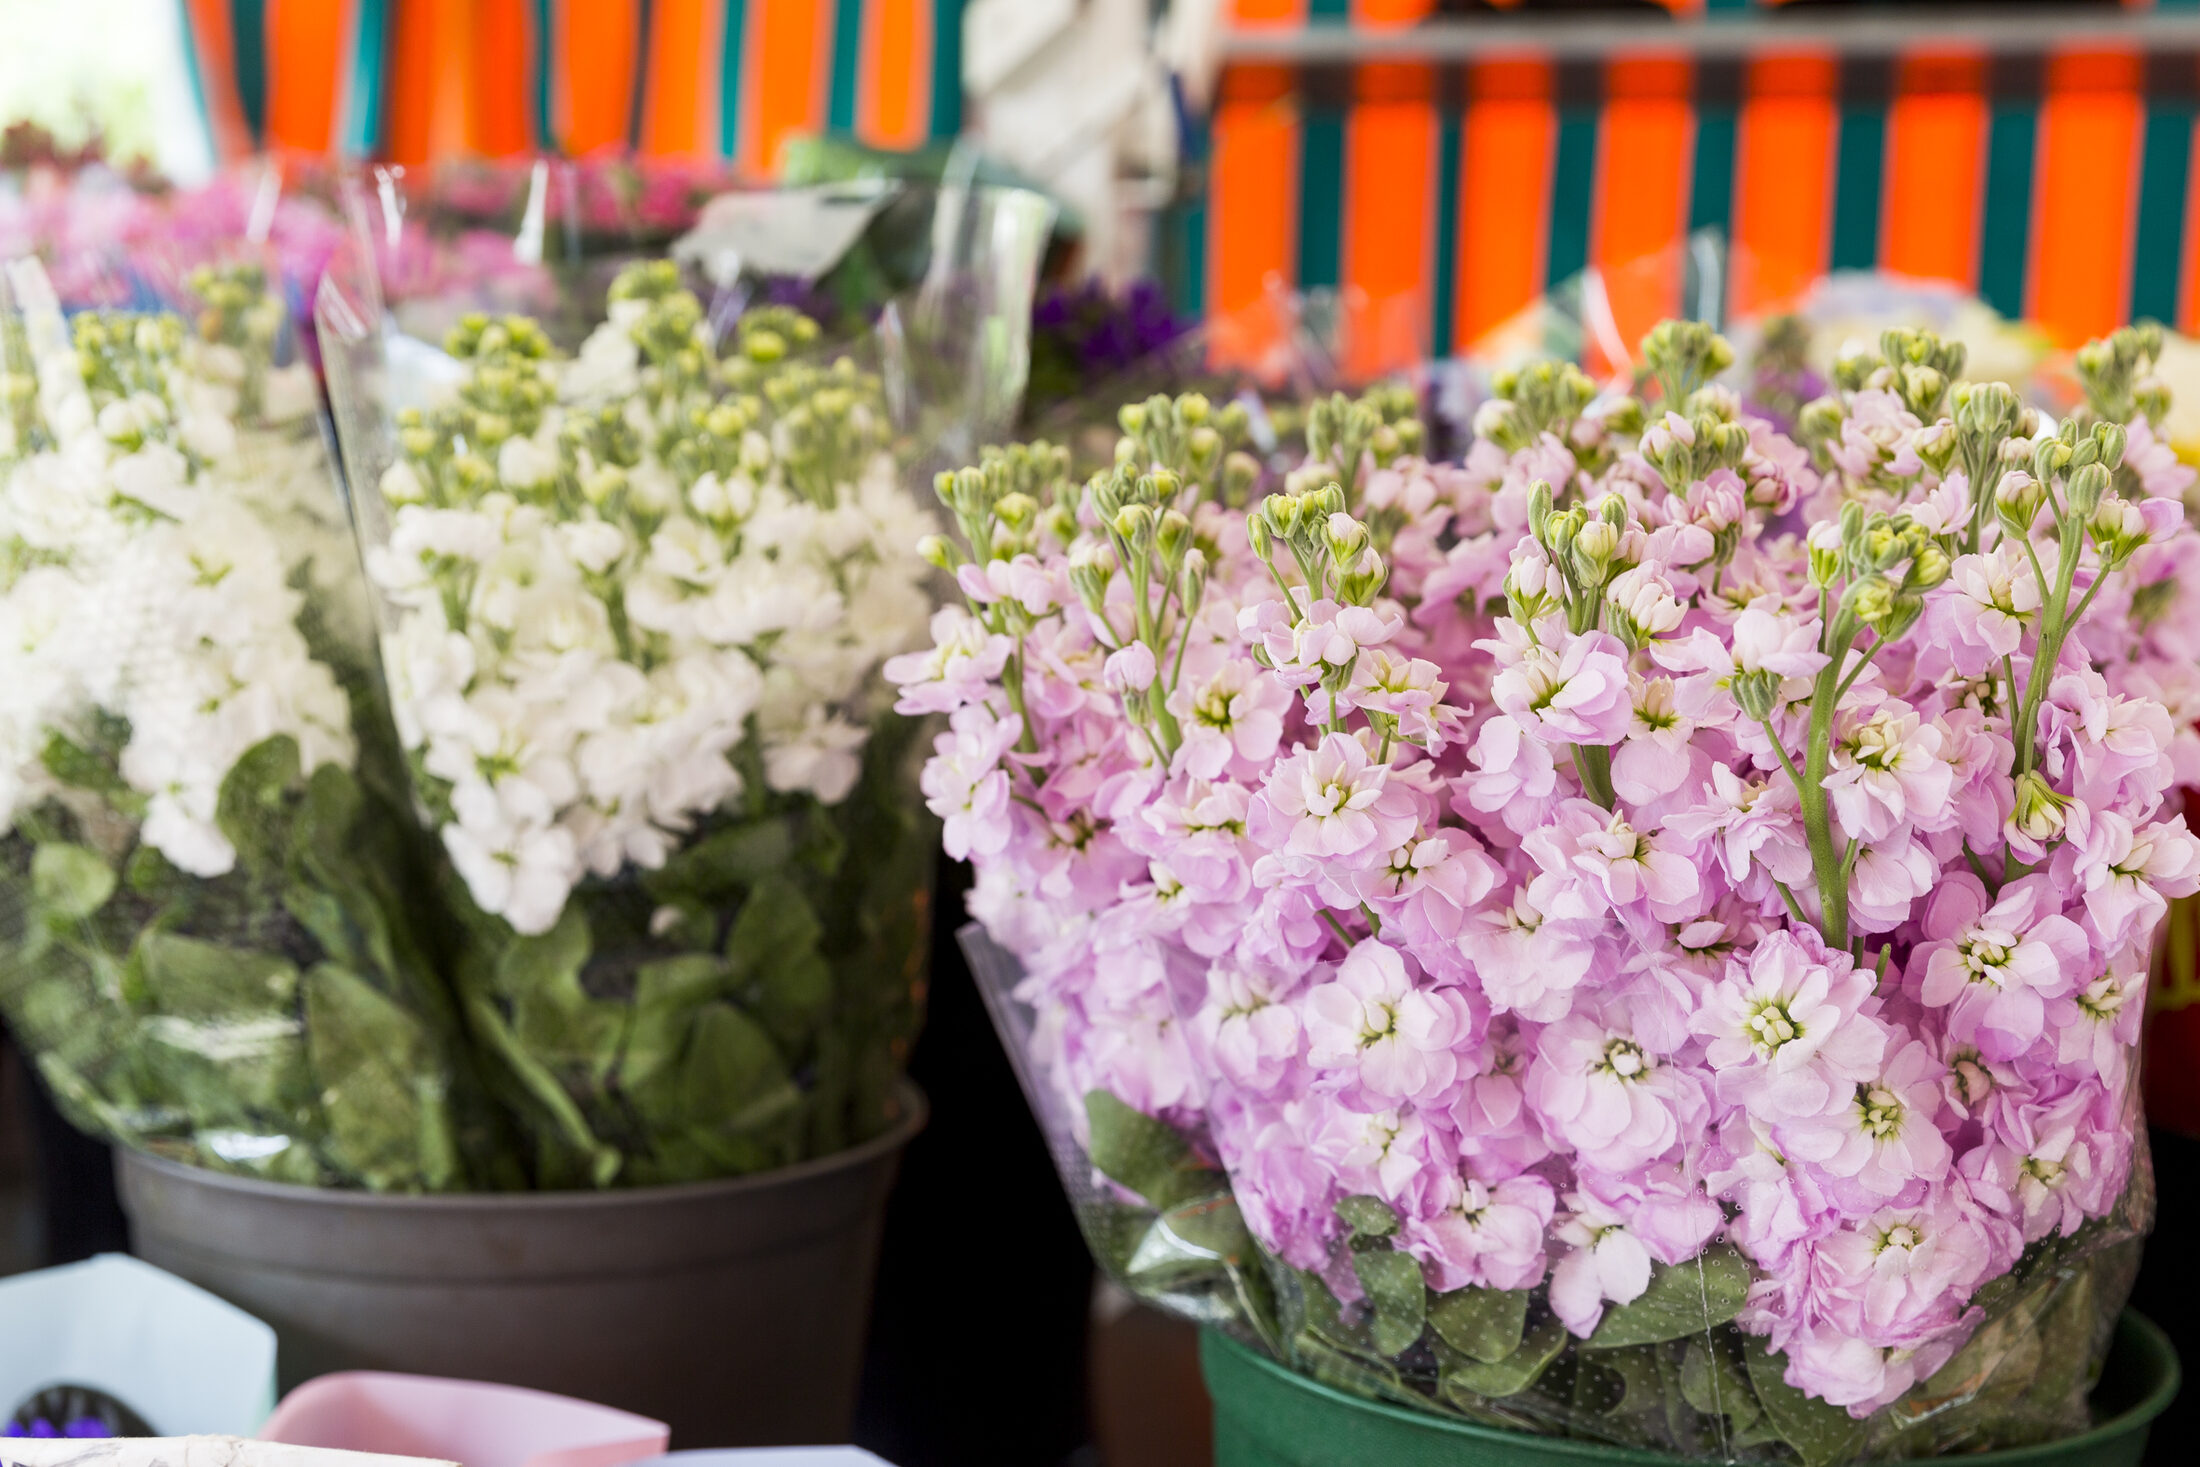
left=619, top=953, right=735, bottom=1098
left=495, top=906, right=624, bottom=1080
left=1429, top=1286, right=1528, bottom=1364
left=40, top=724, right=144, bottom=816
left=1443, top=1316, right=1568, bottom=1401
left=643, top=818, right=795, bottom=903
left=214, top=734, right=303, bottom=873
left=1585, top=1243, right=1751, bottom=1350
left=725, top=877, right=832, bottom=1043
left=1681, top=1336, right=1761, bottom=1432
left=1084, top=1090, right=1220, bottom=1211
left=1351, top=1247, right=1427, bottom=1358
left=31, top=843, right=115, bottom=920
left=1126, top=1195, right=1254, bottom=1287
left=136, top=931, right=299, bottom=1020
left=1335, top=1194, right=1399, bottom=1239
left=304, top=962, right=457, bottom=1191
left=1744, top=1334, right=1867, bottom=1467
left=676, top=1001, right=798, bottom=1134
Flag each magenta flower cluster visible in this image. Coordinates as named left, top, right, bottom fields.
left=895, top=323, right=2200, bottom=1419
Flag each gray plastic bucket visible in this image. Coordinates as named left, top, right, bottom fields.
left=116, top=1082, right=925, bottom=1448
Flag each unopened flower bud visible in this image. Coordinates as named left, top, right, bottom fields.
left=995, top=492, right=1037, bottom=530
left=1113, top=502, right=1155, bottom=547
left=2094, top=421, right=2128, bottom=473
left=1118, top=402, right=1148, bottom=436
left=1180, top=548, right=1208, bottom=614
left=918, top=534, right=958, bottom=572
left=1261, top=492, right=1303, bottom=540
left=1324, top=512, right=1371, bottom=572
left=1807, top=521, right=1844, bottom=587
left=1995, top=470, right=2044, bottom=534
left=1570, top=518, right=1620, bottom=587
left=1156, top=508, right=1193, bottom=565
left=2011, top=769, right=2074, bottom=845
left=1909, top=543, right=1951, bottom=591
left=1527, top=480, right=1555, bottom=540
left=2065, top=463, right=2109, bottom=519
left=1731, top=668, right=1783, bottom=722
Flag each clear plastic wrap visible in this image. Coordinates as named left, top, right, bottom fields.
left=0, top=255, right=509, bottom=1190
left=316, top=185, right=1054, bottom=1187
left=920, top=316, right=2200, bottom=1461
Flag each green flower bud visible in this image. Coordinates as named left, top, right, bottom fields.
left=1156, top=508, right=1193, bottom=566
left=1113, top=502, right=1155, bottom=548
left=1995, top=470, right=2045, bottom=534
left=2011, top=769, right=2074, bottom=846
left=1246, top=508, right=1273, bottom=561
left=2095, top=421, right=2128, bottom=473
left=1324, top=513, right=1372, bottom=572
left=1262, top=492, right=1303, bottom=540
left=2065, top=462, right=2109, bottom=519
left=1177, top=392, right=1211, bottom=427
left=1731, top=668, right=1783, bottom=722
left=1222, top=451, right=1261, bottom=507
left=1118, top=402, right=1148, bottom=436
left=918, top=534, right=959, bottom=572
left=1527, top=480, right=1555, bottom=540
left=1180, top=548, right=1209, bottom=615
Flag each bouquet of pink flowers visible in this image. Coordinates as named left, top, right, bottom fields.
left=904, top=318, right=2200, bottom=1460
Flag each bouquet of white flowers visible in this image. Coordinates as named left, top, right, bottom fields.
left=0, top=257, right=510, bottom=1190
left=322, top=258, right=947, bottom=1186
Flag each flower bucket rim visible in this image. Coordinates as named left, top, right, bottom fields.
left=113, top=1078, right=927, bottom=1210
left=1199, top=1310, right=2180, bottom=1466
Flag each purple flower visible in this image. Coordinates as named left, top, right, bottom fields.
left=1191, top=956, right=1307, bottom=1093
left=1252, top=732, right=1421, bottom=864
left=1522, top=799, right=1704, bottom=925
left=1913, top=874, right=2089, bottom=1061
left=1779, top=1040, right=1952, bottom=1202
left=1548, top=1186, right=1656, bottom=1337
left=1302, top=940, right=1477, bottom=1105
left=920, top=706, right=1022, bottom=859
left=1489, top=628, right=1635, bottom=745
left=1694, top=930, right=1888, bottom=1122
left=1526, top=1002, right=1705, bottom=1173
left=1824, top=705, right=1954, bottom=843
left=886, top=606, right=1014, bottom=714
left=2062, top=811, right=2200, bottom=950
left=1961, top=1082, right=2130, bottom=1242
left=1461, top=883, right=1597, bottom=1021
left=1167, top=654, right=1291, bottom=780
left=1403, top=1167, right=1557, bottom=1293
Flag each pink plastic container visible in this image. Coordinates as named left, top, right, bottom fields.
left=261, top=1371, right=669, bottom=1467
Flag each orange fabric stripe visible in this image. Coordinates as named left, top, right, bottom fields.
left=2184, top=115, right=2200, bottom=335
left=2030, top=50, right=2143, bottom=347
left=1732, top=53, right=1838, bottom=317
left=1455, top=59, right=1554, bottom=351
left=264, top=0, right=348, bottom=153
left=742, top=0, right=831, bottom=177
left=1881, top=52, right=1986, bottom=289
left=561, top=1, right=639, bottom=155
left=470, top=0, right=532, bottom=156
left=859, top=0, right=932, bottom=150
left=1233, top=0, right=1306, bottom=20
left=1353, top=0, right=1435, bottom=21
left=1592, top=55, right=1693, bottom=366
left=1343, top=63, right=1436, bottom=378
left=641, top=0, right=708, bottom=155
left=1208, top=65, right=1299, bottom=367
left=183, top=0, right=253, bottom=159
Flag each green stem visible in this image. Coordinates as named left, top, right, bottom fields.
left=1319, top=908, right=1355, bottom=948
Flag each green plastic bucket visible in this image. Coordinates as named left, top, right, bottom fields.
left=1202, top=1312, right=2179, bottom=1467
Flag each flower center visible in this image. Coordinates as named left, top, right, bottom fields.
left=1744, top=998, right=1802, bottom=1055
left=2077, top=974, right=2126, bottom=1020
left=1949, top=1050, right=1995, bottom=1105
left=1879, top=1222, right=1922, bottom=1253
left=1600, top=1039, right=1648, bottom=1080
left=1960, top=927, right=2019, bottom=982
left=2021, top=1154, right=2066, bottom=1189
left=1360, top=1001, right=1400, bottom=1049
left=1857, top=1083, right=1904, bottom=1139
left=1193, top=686, right=1236, bottom=730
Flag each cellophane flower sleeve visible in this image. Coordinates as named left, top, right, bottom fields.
left=0, top=256, right=509, bottom=1190
left=317, top=232, right=961, bottom=1187
left=921, top=316, right=2200, bottom=1463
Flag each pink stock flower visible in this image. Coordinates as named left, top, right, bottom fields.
left=1526, top=1006, right=1704, bottom=1173
left=1402, top=1168, right=1557, bottom=1293
left=1779, top=1040, right=1952, bottom=1202
left=1351, top=829, right=1504, bottom=948
left=1302, top=941, right=1478, bottom=1105
left=1548, top=1187, right=1656, bottom=1337
left=1461, top=883, right=1597, bottom=1021
left=1824, top=705, right=1955, bottom=842
left=1252, top=732, right=1422, bottom=864
left=1524, top=799, right=1704, bottom=924
left=1782, top=1318, right=1975, bottom=1418
left=1456, top=714, right=1563, bottom=836
left=2064, top=811, right=2200, bottom=950
left=1192, top=956, right=1307, bottom=1092
left=886, top=606, right=1014, bottom=713
left=1925, top=547, right=2039, bottom=677
left=1960, top=1084, right=2130, bottom=1242
left=1611, top=677, right=1699, bottom=805
left=1663, top=763, right=1813, bottom=893
left=1489, top=628, right=1635, bottom=744
left=920, top=706, right=1023, bottom=858
left=1167, top=655, right=1292, bottom=779
left=1693, top=930, right=1888, bottom=1122
left=1912, top=874, right=2090, bottom=1061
